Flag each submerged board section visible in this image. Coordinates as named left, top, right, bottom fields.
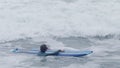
left=11, top=48, right=93, bottom=57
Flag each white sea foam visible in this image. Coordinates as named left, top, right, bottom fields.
left=0, top=0, right=120, bottom=41
left=89, top=39, right=120, bottom=57
left=0, top=1, right=120, bottom=68
left=0, top=55, right=30, bottom=68
left=32, top=37, right=79, bottom=50
left=62, top=62, right=100, bottom=68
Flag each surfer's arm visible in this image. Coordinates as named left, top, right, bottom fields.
left=45, top=49, right=64, bottom=56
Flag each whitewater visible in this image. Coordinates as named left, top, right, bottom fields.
left=0, top=0, right=120, bottom=68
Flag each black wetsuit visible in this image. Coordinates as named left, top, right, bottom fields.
left=38, top=44, right=61, bottom=56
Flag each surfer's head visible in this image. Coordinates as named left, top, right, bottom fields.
left=40, top=44, right=48, bottom=53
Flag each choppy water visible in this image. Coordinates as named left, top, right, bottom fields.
left=0, top=37, right=120, bottom=68
left=0, top=0, right=120, bottom=68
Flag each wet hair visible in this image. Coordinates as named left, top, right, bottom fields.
left=40, top=44, right=48, bottom=53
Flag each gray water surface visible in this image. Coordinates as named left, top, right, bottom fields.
left=0, top=37, right=120, bottom=68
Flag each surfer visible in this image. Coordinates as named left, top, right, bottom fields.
left=40, top=44, right=48, bottom=53
left=38, top=44, right=64, bottom=56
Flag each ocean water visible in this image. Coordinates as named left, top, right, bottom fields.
left=0, top=0, right=120, bottom=68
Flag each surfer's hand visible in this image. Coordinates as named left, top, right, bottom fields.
left=58, top=49, right=64, bottom=52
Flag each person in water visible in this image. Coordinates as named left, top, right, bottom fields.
left=38, top=44, right=64, bottom=56
left=40, top=44, right=48, bottom=53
